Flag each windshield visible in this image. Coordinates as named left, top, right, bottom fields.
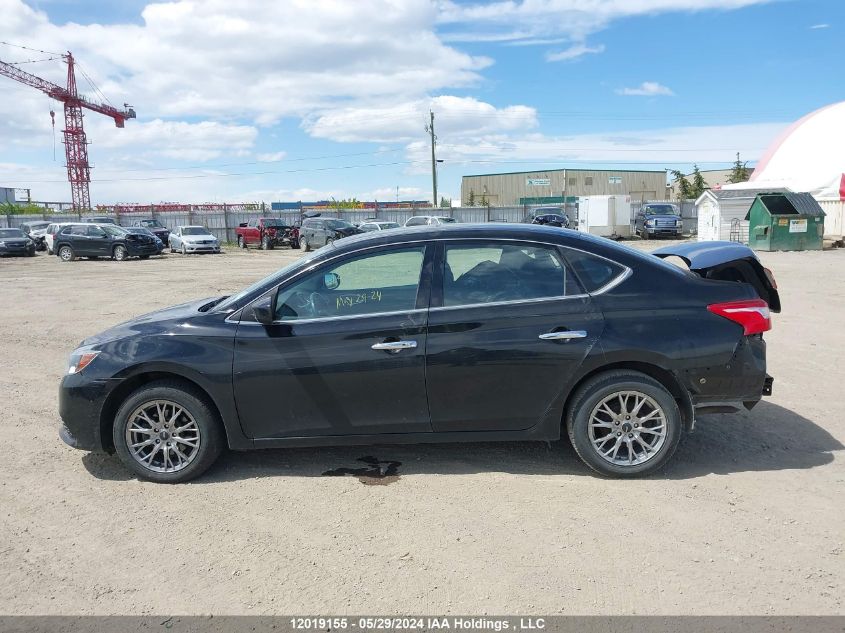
left=380, top=222, right=400, bottom=229
left=0, top=229, right=25, bottom=238
left=28, top=222, right=50, bottom=230
left=140, top=219, right=164, bottom=228
left=214, top=254, right=320, bottom=312
left=644, top=205, right=678, bottom=215
left=182, top=227, right=211, bottom=235
left=438, top=217, right=457, bottom=223
left=324, top=219, right=353, bottom=229
left=128, top=227, right=153, bottom=235
left=263, top=220, right=288, bottom=228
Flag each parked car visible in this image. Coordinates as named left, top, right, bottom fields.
left=54, top=223, right=159, bottom=261
left=59, top=224, right=779, bottom=483
left=20, top=221, right=51, bottom=251
left=404, top=215, right=457, bottom=227
left=0, top=228, right=36, bottom=257
left=131, top=219, right=170, bottom=245
left=82, top=216, right=117, bottom=225
left=524, top=207, right=571, bottom=228
left=125, top=227, right=165, bottom=254
left=236, top=218, right=299, bottom=250
left=168, top=226, right=221, bottom=254
left=299, top=217, right=362, bottom=252
left=45, top=222, right=77, bottom=255
left=634, top=203, right=683, bottom=239
left=359, top=221, right=401, bottom=232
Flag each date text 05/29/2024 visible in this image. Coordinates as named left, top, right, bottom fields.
left=289, top=618, right=546, bottom=631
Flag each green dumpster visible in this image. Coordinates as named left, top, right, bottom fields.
left=745, top=192, right=825, bottom=251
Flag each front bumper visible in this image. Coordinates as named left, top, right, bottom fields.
left=182, top=242, right=221, bottom=252
left=644, top=226, right=683, bottom=236
left=58, top=373, right=119, bottom=452
left=0, top=244, right=36, bottom=256
left=126, top=242, right=160, bottom=257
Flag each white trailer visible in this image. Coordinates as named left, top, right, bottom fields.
left=575, top=195, right=632, bottom=239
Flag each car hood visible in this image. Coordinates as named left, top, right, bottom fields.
left=0, top=238, right=31, bottom=245
left=181, top=235, right=216, bottom=242
left=334, top=227, right=362, bottom=236
left=80, top=297, right=220, bottom=347
left=652, top=241, right=780, bottom=312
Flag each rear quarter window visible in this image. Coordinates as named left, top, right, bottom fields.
left=563, top=249, right=627, bottom=293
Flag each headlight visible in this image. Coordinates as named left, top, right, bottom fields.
left=675, top=220, right=683, bottom=227
left=645, top=220, right=654, bottom=227
left=67, top=347, right=100, bottom=375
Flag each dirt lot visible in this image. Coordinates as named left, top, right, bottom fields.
left=0, top=240, right=842, bottom=615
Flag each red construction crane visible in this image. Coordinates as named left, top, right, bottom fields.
left=0, top=51, right=136, bottom=211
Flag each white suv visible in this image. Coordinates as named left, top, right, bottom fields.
left=404, top=216, right=457, bottom=227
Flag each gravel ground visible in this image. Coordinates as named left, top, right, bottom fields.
left=0, top=240, right=842, bottom=615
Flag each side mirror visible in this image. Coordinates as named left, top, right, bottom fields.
left=324, top=272, right=341, bottom=290
left=252, top=291, right=276, bottom=325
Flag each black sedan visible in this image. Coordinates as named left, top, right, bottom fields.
left=59, top=224, right=778, bottom=482
left=0, top=228, right=36, bottom=257
left=54, top=223, right=159, bottom=261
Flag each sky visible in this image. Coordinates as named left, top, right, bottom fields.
left=0, top=0, right=842, bottom=206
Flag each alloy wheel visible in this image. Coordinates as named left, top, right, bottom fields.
left=587, top=390, right=667, bottom=466
left=125, top=399, right=201, bottom=473
left=114, top=245, right=127, bottom=261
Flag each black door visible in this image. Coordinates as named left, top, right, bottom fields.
left=85, top=225, right=112, bottom=257
left=62, top=225, right=91, bottom=255
left=233, top=243, right=434, bottom=439
left=425, top=240, right=604, bottom=432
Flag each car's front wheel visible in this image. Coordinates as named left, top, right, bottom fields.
left=566, top=370, right=681, bottom=477
left=300, top=236, right=310, bottom=252
left=113, top=380, right=224, bottom=483
left=113, top=245, right=128, bottom=261
left=181, top=244, right=187, bottom=255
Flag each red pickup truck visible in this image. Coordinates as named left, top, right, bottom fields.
left=236, top=218, right=299, bottom=250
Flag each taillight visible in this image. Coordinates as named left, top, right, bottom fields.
left=707, top=299, right=771, bottom=335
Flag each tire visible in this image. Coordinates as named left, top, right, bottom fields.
left=47, top=248, right=53, bottom=255
left=301, top=236, right=310, bottom=252
left=112, top=380, right=224, bottom=483
left=113, top=245, right=128, bottom=261
left=170, top=243, right=176, bottom=253
left=290, top=239, right=299, bottom=250
left=261, top=236, right=270, bottom=250
left=58, top=245, right=75, bottom=262
left=181, top=244, right=187, bottom=255
left=238, top=236, right=246, bottom=249
left=566, top=370, right=681, bottom=478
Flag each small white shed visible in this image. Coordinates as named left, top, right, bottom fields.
left=696, top=188, right=790, bottom=243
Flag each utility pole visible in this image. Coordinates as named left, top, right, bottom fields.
left=425, top=110, right=437, bottom=206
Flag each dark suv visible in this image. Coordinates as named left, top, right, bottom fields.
left=634, top=204, right=683, bottom=239
left=299, top=217, right=362, bottom=251
left=524, top=207, right=571, bottom=228
left=131, top=218, right=170, bottom=245
left=55, top=223, right=159, bottom=261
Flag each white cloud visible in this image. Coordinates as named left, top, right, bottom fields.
left=616, top=81, right=675, bottom=96
left=809, top=23, right=830, bottom=29
left=437, top=0, right=776, bottom=46
left=403, top=121, right=787, bottom=174
left=546, top=43, right=605, bottom=62
left=304, top=96, right=537, bottom=143
left=256, top=152, right=287, bottom=163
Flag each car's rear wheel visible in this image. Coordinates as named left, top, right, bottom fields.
left=567, top=370, right=681, bottom=477
left=113, top=381, right=224, bottom=483
left=181, top=244, right=187, bottom=255
left=301, top=236, right=310, bottom=252
left=238, top=236, right=246, bottom=249
left=58, top=245, right=75, bottom=262
left=113, top=245, right=128, bottom=261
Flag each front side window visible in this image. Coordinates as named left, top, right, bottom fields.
left=443, top=242, right=582, bottom=307
left=271, top=246, right=426, bottom=321
left=87, top=226, right=107, bottom=237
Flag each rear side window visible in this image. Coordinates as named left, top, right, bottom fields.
left=443, top=242, right=583, bottom=307
left=564, top=249, right=627, bottom=293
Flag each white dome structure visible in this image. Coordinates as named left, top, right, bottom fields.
left=722, top=101, right=845, bottom=200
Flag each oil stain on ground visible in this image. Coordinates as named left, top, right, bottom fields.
left=322, top=456, right=402, bottom=485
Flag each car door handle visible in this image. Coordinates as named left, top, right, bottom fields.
left=539, top=330, right=588, bottom=341
left=371, top=340, right=418, bottom=351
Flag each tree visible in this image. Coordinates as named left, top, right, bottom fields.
left=467, top=189, right=476, bottom=207
left=439, top=196, right=451, bottom=208
left=479, top=194, right=488, bottom=207
left=670, top=170, right=695, bottom=200
left=690, top=165, right=708, bottom=198
left=329, top=197, right=361, bottom=209
left=727, top=152, right=751, bottom=184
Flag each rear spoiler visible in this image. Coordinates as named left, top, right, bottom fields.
left=652, top=241, right=781, bottom=313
